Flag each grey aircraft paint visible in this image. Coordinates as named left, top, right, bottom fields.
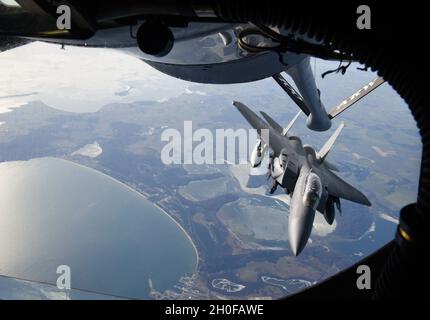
left=233, top=101, right=371, bottom=256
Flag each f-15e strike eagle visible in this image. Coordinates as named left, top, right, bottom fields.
left=234, top=101, right=371, bottom=256
left=1, top=1, right=383, bottom=256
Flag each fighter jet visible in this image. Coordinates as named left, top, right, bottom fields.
left=233, top=101, right=371, bottom=256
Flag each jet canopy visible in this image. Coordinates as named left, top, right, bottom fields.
left=303, top=172, right=322, bottom=210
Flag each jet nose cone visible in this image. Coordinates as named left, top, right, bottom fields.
left=290, top=235, right=308, bottom=256
left=288, top=206, right=316, bottom=256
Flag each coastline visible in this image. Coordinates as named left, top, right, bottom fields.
left=14, top=156, right=200, bottom=275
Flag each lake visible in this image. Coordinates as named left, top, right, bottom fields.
left=0, top=157, right=197, bottom=299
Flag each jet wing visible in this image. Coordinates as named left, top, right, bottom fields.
left=324, top=169, right=371, bottom=206
left=260, top=111, right=283, bottom=134
left=233, top=101, right=286, bottom=154
left=233, top=101, right=270, bottom=131
left=323, top=160, right=339, bottom=172
left=260, top=110, right=301, bottom=137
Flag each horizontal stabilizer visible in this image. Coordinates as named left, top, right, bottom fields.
left=318, top=121, right=345, bottom=161
left=328, top=77, right=385, bottom=119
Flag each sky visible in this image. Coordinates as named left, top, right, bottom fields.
left=0, top=41, right=195, bottom=113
